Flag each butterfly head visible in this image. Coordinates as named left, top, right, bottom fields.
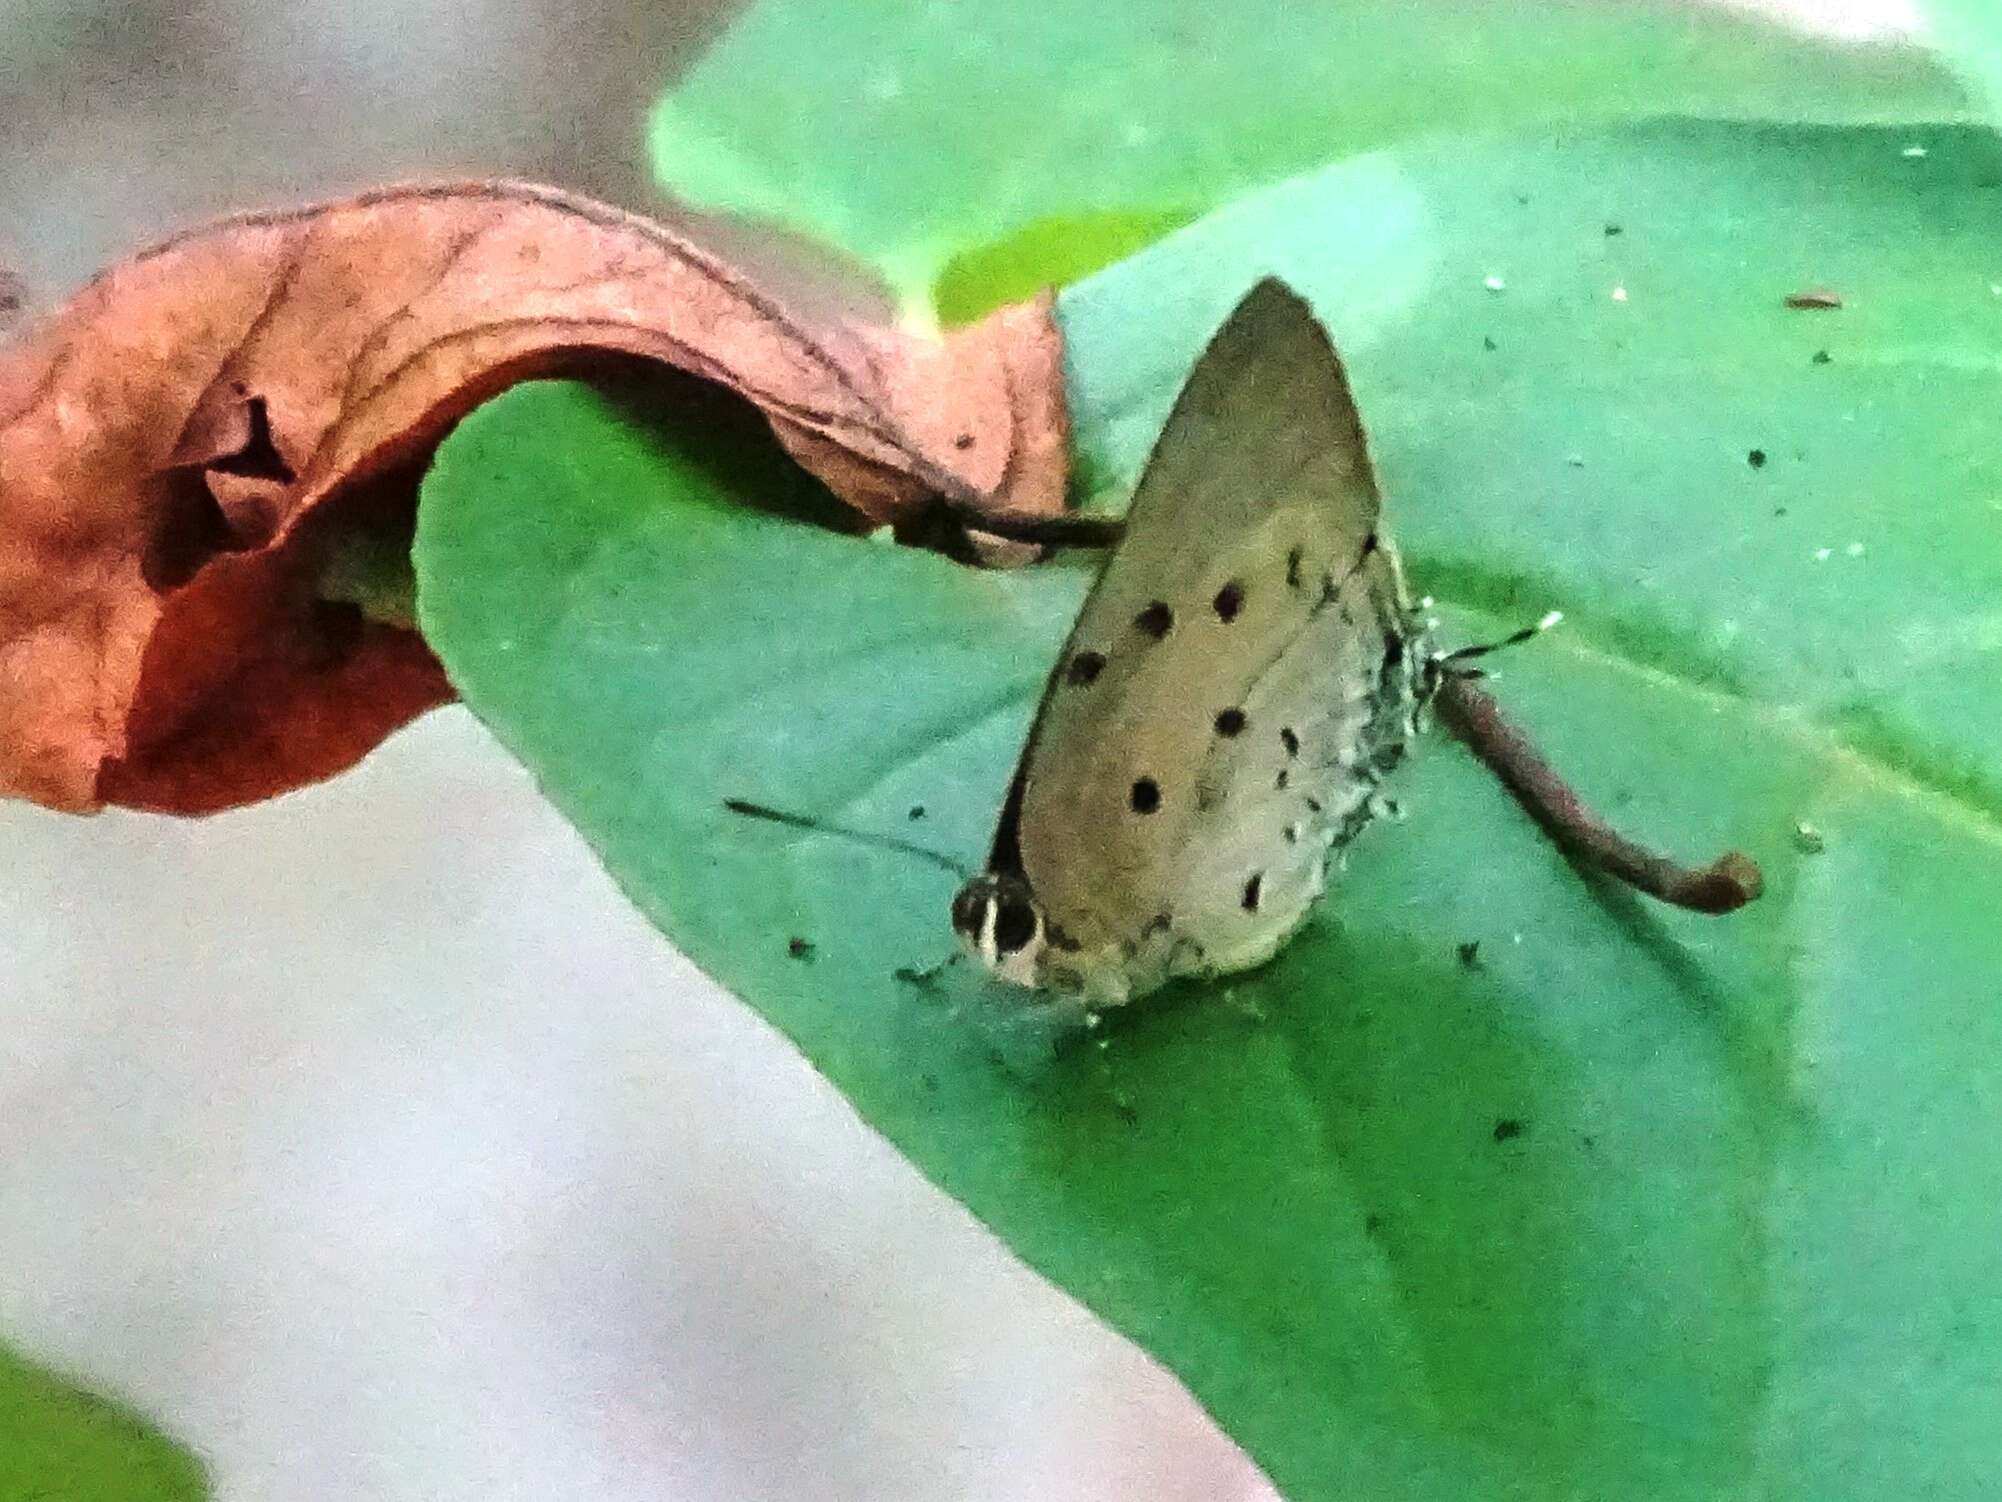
left=950, top=872, right=1049, bottom=989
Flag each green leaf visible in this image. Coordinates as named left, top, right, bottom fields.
left=418, top=121, right=2002, bottom=1500
left=649, top=0, right=1968, bottom=309
left=1921, top=1, right=2002, bottom=125
left=0, top=1341, right=208, bottom=1500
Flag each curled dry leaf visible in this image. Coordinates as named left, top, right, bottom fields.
left=0, top=181, right=1069, bottom=813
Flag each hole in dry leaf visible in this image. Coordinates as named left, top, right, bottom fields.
left=144, top=472, right=245, bottom=591
left=209, top=396, right=297, bottom=485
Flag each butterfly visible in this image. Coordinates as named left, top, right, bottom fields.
left=948, top=278, right=1432, bottom=1006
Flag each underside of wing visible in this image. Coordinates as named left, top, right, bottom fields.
left=1003, top=279, right=1413, bottom=965
left=1165, top=543, right=1422, bottom=975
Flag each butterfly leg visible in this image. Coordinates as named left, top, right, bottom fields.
left=893, top=954, right=961, bottom=993
left=1218, top=986, right=1268, bottom=1024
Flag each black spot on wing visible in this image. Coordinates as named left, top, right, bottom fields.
left=1286, top=548, right=1304, bottom=588
left=1242, top=873, right=1263, bottom=912
left=1213, top=581, right=1245, bottom=621
left=1135, top=602, right=1174, bottom=638
left=1280, top=726, right=1300, bottom=758
left=1130, top=778, right=1162, bottom=814
left=1065, top=650, right=1106, bottom=686
left=1214, top=708, right=1247, bottom=737
left=1317, top=532, right=1380, bottom=611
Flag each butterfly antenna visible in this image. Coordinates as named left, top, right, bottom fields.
left=722, top=798, right=974, bottom=880
left=1435, top=609, right=1565, bottom=678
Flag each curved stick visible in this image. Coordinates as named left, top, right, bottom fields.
left=1433, top=676, right=1762, bottom=915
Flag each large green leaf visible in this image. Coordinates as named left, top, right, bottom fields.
left=649, top=0, right=1968, bottom=309
left=417, top=121, right=2002, bottom=1500
left=0, top=1342, right=207, bottom=1500
left=1923, top=1, right=2002, bottom=125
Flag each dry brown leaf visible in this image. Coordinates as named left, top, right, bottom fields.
left=0, top=181, right=1070, bottom=814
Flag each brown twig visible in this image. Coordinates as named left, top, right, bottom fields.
left=1433, top=676, right=1762, bottom=914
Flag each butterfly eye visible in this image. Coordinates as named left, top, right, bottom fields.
left=992, top=896, right=1041, bottom=954
left=950, top=883, right=990, bottom=939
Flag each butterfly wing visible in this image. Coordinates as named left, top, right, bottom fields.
left=997, top=278, right=1423, bottom=986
